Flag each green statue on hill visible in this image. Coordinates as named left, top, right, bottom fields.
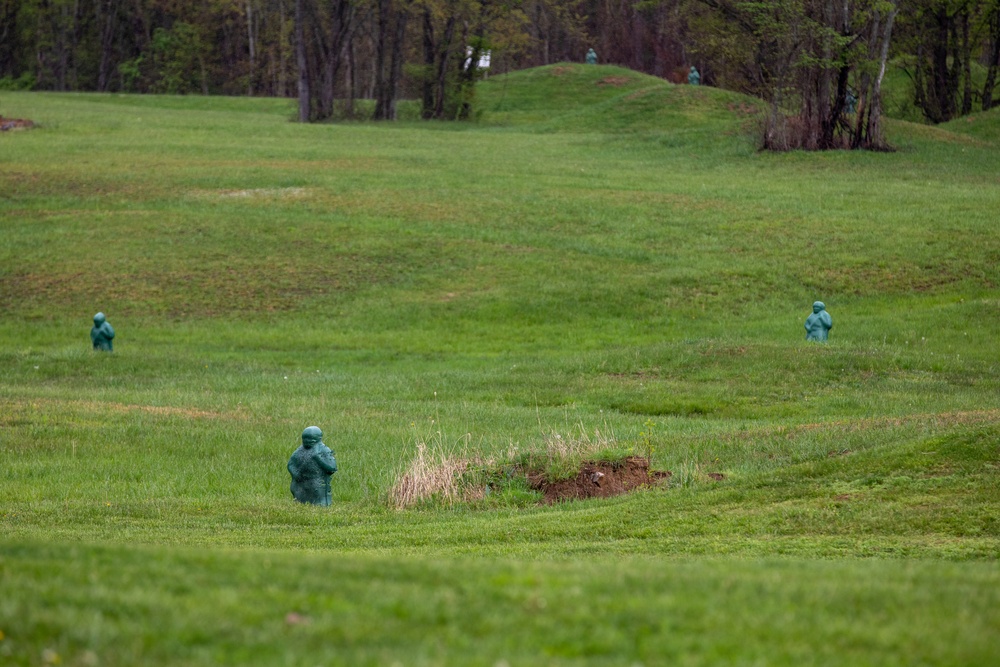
left=288, top=426, right=338, bottom=506
left=804, top=301, right=833, bottom=341
left=585, top=48, right=597, bottom=65
left=845, top=90, right=857, bottom=115
left=688, top=66, right=700, bottom=86
left=90, top=312, right=115, bottom=351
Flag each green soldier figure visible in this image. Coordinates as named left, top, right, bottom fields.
left=90, top=312, right=115, bottom=351
left=804, top=301, right=833, bottom=341
left=287, top=426, right=338, bottom=506
left=585, top=48, right=597, bottom=65
left=845, top=90, right=857, bottom=115
left=688, top=66, right=701, bottom=86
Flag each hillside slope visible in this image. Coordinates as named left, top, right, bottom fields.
left=937, top=105, right=1000, bottom=143
left=477, top=63, right=761, bottom=136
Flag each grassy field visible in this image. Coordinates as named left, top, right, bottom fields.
left=2, top=65, right=999, bottom=665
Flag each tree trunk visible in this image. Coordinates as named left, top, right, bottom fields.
left=631, top=9, right=644, bottom=71
left=373, top=0, right=392, bottom=119
left=983, top=6, right=1000, bottom=111
left=68, top=0, right=83, bottom=90
left=296, top=0, right=310, bottom=121
left=97, top=0, right=115, bottom=91
left=422, top=8, right=435, bottom=119
left=960, top=7, right=972, bottom=116
left=345, top=37, right=356, bottom=116
left=309, top=9, right=333, bottom=119
left=51, top=0, right=70, bottom=91
left=854, top=8, right=881, bottom=139
left=246, top=0, right=257, bottom=95
left=0, top=0, right=15, bottom=78
left=825, top=0, right=851, bottom=148
left=374, top=0, right=407, bottom=120
left=930, top=6, right=952, bottom=122
left=387, top=8, right=408, bottom=118
left=279, top=0, right=287, bottom=97
left=863, top=1, right=897, bottom=150
left=434, top=15, right=456, bottom=119
left=913, top=41, right=926, bottom=114
left=817, top=0, right=833, bottom=149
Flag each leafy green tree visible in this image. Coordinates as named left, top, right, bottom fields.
left=150, top=23, right=208, bottom=93
left=413, top=0, right=526, bottom=119
left=694, top=0, right=899, bottom=150
left=898, top=0, right=1000, bottom=121
left=984, top=0, right=1000, bottom=110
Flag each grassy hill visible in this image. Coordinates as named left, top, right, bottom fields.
left=477, top=64, right=760, bottom=137
left=1, top=66, right=999, bottom=665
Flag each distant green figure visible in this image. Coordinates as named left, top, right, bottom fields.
left=688, top=66, right=701, bottom=86
left=804, top=301, right=833, bottom=342
left=585, top=48, right=597, bottom=65
left=287, top=426, right=338, bottom=506
left=845, top=90, right=857, bottom=115
left=90, top=312, right=115, bottom=351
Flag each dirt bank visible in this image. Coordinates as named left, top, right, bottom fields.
left=528, top=456, right=670, bottom=504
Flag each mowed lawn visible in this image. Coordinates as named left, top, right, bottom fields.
left=1, top=66, right=999, bottom=665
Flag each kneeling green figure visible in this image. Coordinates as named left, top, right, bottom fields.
left=91, top=312, right=115, bottom=351
left=288, top=426, right=338, bottom=506
left=804, top=301, right=832, bottom=341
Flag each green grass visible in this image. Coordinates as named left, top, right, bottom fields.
left=1, top=64, right=999, bottom=665
left=4, top=545, right=999, bottom=667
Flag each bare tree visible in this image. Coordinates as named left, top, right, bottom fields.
left=296, top=0, right=310, bottom=120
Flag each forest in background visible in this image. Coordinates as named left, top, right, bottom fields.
left=2, top=0, right=1000, bottom=147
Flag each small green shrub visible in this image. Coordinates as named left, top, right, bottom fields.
left=468, top=466, right=544, bottom=508
left=0, top=72, right=36, bottom=91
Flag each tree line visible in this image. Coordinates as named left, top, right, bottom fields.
left=2, top=0, right=999, bottom=148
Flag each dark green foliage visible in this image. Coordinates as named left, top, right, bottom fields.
left=897, top=0, right=1000, bottom=121
left=0, top=72, right=35, bottom=91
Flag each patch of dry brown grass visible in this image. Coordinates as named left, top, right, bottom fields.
left=538, top=428, right=616, bottom=461
left=388, top=443, right=481, bottom=509
left=1, top=397, right=249, bottom=422
left=597, top=76, right=632, bottom=87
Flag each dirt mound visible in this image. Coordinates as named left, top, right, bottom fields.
left=528, top=456, right=670, bottom=504
left=1, top=116, right=34, bottom=131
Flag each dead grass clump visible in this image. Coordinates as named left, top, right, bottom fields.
left=525, top=428, right=624, bottom=479
left=388, top=443, right=479, bottom=509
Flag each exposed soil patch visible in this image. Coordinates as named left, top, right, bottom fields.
left=922, top=465, right=954, bottom=478
left=727, top=102, right=759, bottom=116
left=211, top=187, right=308, bottom=199
left=624, top=89, right=652, bottom=101
left=663, top=67, right=689, bottom=84
left=597, top=76, right=631, bottom=87
left=0, top=116, right=35, bottom=131
left=528, top=456, right=670, bottom=504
